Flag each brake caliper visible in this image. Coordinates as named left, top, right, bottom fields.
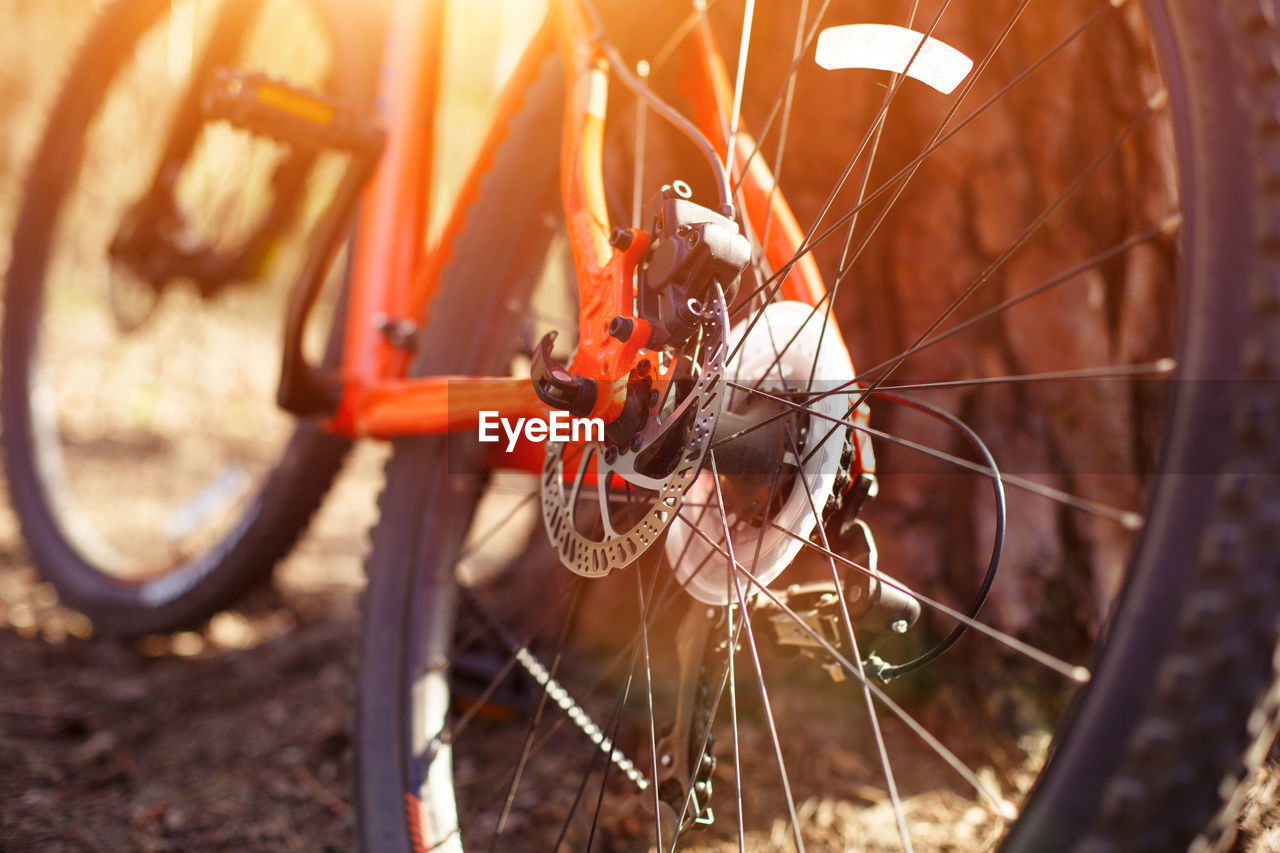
left=639, top=181, right=751, bottom=347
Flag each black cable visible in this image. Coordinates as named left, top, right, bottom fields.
left=579, top=0, right=735, bottom=218
left=871, top=391, right=1007, bottom=680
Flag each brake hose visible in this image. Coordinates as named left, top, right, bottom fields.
left=580, top=0, right=735, bottom=219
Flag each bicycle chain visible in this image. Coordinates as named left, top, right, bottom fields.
left=681, top=638, right=725, bottom=829
left=455, top=584, right=650, bottom=793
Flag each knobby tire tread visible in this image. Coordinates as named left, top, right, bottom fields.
left=357, top=35, right=564, bottom=852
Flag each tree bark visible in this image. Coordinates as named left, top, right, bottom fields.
left=718, top=0, right=1180, bottom=658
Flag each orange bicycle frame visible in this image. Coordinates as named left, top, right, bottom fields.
left=326, top=0, right=828, bottom=445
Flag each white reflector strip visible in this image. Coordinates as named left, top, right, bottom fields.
left=815, top=24, right=974, bottom=95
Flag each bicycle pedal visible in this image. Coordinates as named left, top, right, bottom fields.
left=202, top=69, right=384, bottom=156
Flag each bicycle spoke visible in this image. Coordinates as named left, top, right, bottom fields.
left=853, top=217, right=1181, bottom=383
left=491, top=579, right=586, bottom=841
left=730, top=0, right=833, bottom=193
left=717, top=98, right=1163, bottom=470
left=722, top=0, right=757, bottom=181
left=708, top=453, right=806, bottom=851
left=674, top=507, right=1017, bottom=820
left=456, top=488, right=539, bottom=563
left=467, top=567, right=687, bottom=843
left=734, top=1, right=1116, bottom=315
left=786, top=432, right=915, bottom=851
left=804, top=4, right=1037, bottom=325
left=635, top=568, right=665, bottom=853
left=753, top=0, right=812, bottom=259
left=633, top=54, right=650, bottom=228
left=708, top=217, right=1178, bottom=454
left=447, top=651, right=523, bottom=744
left=492, top=645, right=563, bottom=840
left=766, top=520, right=1091, bottom=683
left=650, top=0, right=721, bottom=73
left=583, top=660, right=636, bottom=853
left=451, top=583, right=583, bottom=741
left=820, top=96, right=1164, bottom=432
left=740, top=0, right=1049, bottom=385
left=723, top=456, right=783, bottom=847
left=720, top=381, right=1142, bottom=527
left=726, top=0, right=955, bottom=366
left=870, top=359, right=1176, bottom=393
left=727, top=596, right=746, bottom=851
left=665, top=608, right=750, bottom=853
left=799, top=0, right=923, bottom=397
left=733, top=0, right=1023, bottom=319
left=555, top=649, right=637, bottom=851
left=783, top=105, right=1162, bottom=478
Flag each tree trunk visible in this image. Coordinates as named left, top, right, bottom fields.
left=741, top=0, right=1178, bottom=660
left=593, top=0, right=1176, bottom=668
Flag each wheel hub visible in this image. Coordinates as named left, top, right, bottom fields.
left=665, top=301, right=859, bottom=605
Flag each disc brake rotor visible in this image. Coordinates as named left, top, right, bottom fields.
left=541, top=292, right=729, bottom=578
left=666, top=301, right=856, bottom=605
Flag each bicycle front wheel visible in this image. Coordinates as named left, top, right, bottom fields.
left=360, top=1, right=1280, bottom=851
left=1, top=0, right=379, bottom=635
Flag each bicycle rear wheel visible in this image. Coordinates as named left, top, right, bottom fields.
left=359, top=1, right=1280, bottom=851
left=0, top=0, right=378, bottom=635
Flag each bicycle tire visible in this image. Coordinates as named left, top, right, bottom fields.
left=358, top=1, right=1280, bottom=851
left=357, top=29, right=567, bottom=851
left=0, top=0, right=378, bottom=636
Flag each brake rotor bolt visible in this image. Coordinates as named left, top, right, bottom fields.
left=630, top=434, right=643, bottom=452
left=604, top=446, right=619, bottom=465
left=636, top=359, right=651, bottom=377
left=660, top=753, right=673, bottom=767
left=608, top=315, right=634, bottom=341
left=891, top=619, right=909, bottom=634
left=608, top=226, right=633, bottom=250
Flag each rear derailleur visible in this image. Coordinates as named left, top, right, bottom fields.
left=653, top=478, right=922, bottom=839
left=752, top=486, right=921, bottom=683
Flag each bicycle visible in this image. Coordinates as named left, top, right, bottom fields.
left=3, top=0, right=1279, bottom=851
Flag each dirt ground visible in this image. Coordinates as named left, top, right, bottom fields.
left=0, top=444, right=384, bottom=851
left=2, top=2, right=1280, bottom=852
left=0, top=449, right=1278, bottom=852
left=0, top=449, right=987, bottom=853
